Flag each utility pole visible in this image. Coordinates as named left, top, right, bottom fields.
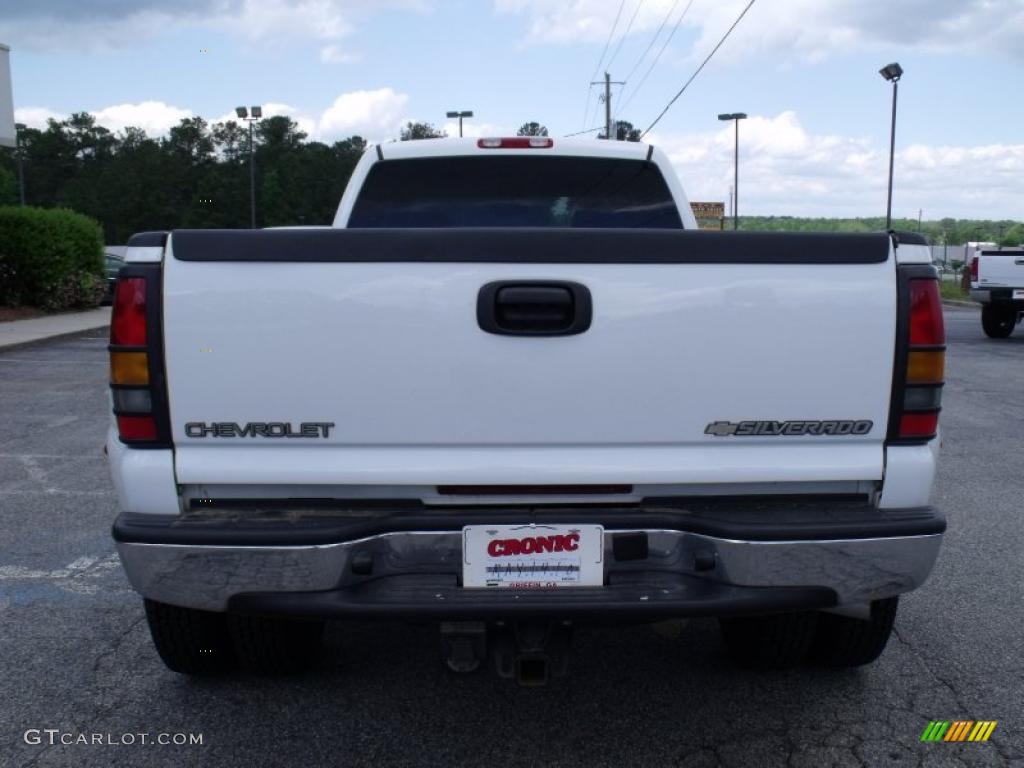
left=446, top=110, right=473, bottom=137
left=591, top=72, right=624, bottom=139
left=718, top=113, right=747, bottom=230
left=248, top=120, right=256, bottom=229
left=604, top=72, right=612, bottom=140
left=14, top=123, right=26, bottom=206
left=235, top=105, right=262, bottom=229
left=879, top=62, right=903, bottom=230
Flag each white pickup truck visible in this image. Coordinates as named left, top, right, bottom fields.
left=108, top=137, right=946, bottom=684
left=969, top=246, right=1024, bottom=337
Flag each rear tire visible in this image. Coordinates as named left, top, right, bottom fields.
left=981, top=304, right=1017, bottom=338
left=144, top=599, right=235, bottom=675
left=809, top=597, right=898, bottom=667
left=228, top=614, right=325, bottom=675
left=719, top=611, right=818, bottom=669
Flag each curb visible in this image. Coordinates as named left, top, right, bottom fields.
left=942, top=299, right=978, bottom=310
left=0, top=324, right=110, bottom=353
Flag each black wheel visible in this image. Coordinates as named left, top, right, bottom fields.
left=809, top=597, right=898, bottom=668
left=719, top=611, right=818, bottom=669
left=981, top=304, right=1017, bottom=338
left=227, top=614, right=325, bottom=675
left=143, top=598, right=235, bottom=675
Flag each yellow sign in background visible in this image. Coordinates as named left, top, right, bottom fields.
left=690, top=202, right=725, bottom=230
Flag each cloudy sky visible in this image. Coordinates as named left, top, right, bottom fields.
left=4, top=0, right=1024, bottom=218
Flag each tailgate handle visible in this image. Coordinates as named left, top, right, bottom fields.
left=477, top=281, right=592, bottom=336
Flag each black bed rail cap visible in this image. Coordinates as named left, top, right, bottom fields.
left=890, top=230, right=929, bottom=247
left=170, top=227, right=891, bottom=265
left=127, top=231, right=169, bottom=248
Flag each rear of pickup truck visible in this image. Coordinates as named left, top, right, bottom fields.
left=969, top=246, right=1024, bottom=337
left=107, top=138, right=946, bottom=682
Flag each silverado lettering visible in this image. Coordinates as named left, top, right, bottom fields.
left=184, top=422, right=335, bottom=438
left=704, top=420, right=873, bottom=437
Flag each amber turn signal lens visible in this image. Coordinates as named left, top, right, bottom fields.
left=906, top=350, right=944, bottom=383
left=110, top=351, right=149, bottom=385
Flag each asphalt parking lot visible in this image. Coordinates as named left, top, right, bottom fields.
left=0, top=308, right=1021, bottom=768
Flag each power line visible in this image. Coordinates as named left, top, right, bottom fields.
left=582, top=0, right=627, bottom=130
left=605, top=0, right=645, bottom=73
left=563, top=125, right=605, bottom=138
left=589, top=0, right=627, bottom=83
left=622, top=0, right=679, bottom=85
left=617, top=0, right=694, bottom=119
left=639, top=0, right=757, bottom=139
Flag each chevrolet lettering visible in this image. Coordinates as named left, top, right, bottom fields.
left=184, top=422, right=335, bottom=438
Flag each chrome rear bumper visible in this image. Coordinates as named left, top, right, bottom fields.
left=115, top=524, right=942, bottom=616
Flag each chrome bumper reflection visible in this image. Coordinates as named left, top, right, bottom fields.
left=116, top=529, right=943, bottom=613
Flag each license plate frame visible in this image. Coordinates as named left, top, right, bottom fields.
left=462, top=524, right=604, bottom=588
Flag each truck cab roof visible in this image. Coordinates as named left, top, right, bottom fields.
left=375, top=136, right=653, bottom=161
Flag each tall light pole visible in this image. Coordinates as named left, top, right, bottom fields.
left=14, top=122, right=26, bottom=205
left=235, top=105, right=262, bottom=228
left=879, top=62, right=903, bottom=230
left=718, top=113, right=747, bottom=230
left=446, top=110, right=473, bottom=137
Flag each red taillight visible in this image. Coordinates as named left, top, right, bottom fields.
left=970, top=255, right=979, bottom=280
left=109, top=271, right=164, bottom=444
left=908, top=278, right=944, bottom=346
left=111, top=277, right=147, bottom=345
left=477, top=137, right=554, bottom=149
left=895, top=276, right=945, bottom=442
left=899, top=412, right=939, bottom=438
left=116, top=415, right=157, bottom=440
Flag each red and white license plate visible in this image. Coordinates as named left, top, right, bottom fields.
left=462, top=524, right=604, bottom=588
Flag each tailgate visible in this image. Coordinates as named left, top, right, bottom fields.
left=162, top=229, right=895, bottom=487
left=978, top=249, right=1024, bottom=287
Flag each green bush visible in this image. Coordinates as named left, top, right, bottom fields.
left=0, top=206, right=105, bottom=310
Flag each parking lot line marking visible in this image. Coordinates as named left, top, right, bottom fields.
left=0, top=453, right=105, bottom=459
left=0, top=359, right=108, bottom=364
left=0, top=489, right=114, bottom=496
left=0, top=555, right=117, bottom=581
left=19, top=455, right=48, bottom=485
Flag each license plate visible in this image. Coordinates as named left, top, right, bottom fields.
left=462, top=524, right=604, bottom=588
left=1013, top=289, right=1024, bottom=300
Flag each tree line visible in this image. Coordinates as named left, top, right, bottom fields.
left=0, top=113, right=370, bottom=243
left=0, top=115, right=562, bottom=244
left=0, top=112, right=1018, bottom=246
left=738, top=216, right=1024, bottom=247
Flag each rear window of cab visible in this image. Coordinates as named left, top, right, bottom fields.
left=348, top=156, right=683, bottom=229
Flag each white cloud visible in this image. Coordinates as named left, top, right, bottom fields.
left=495, top=0, right=1024, bottom=63
left=229, top=0, right=352, bottom=44
left=495, top=0, right=681, bottom=46
left=16, top=91, right=411, bottom=144
left=317, top=88, right=409, bottom=142
left=319, top=44, right=360, bottom=63
left=17, top=102, right=194, bottom=134
left=14, top=107, right=65, bottom=129
left=440, top=120, right=512, bottom=139
left=91, top=101, right=194, bottom=135
left=649, top=110, right=1024, bottom=219
left=261, top=102, right=318, bottom=137
left=0, top=0, right=428, bottom=52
